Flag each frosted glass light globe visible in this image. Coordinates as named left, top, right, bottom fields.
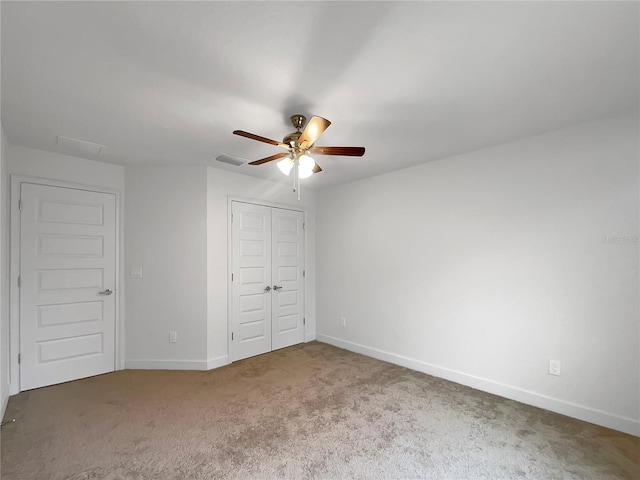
left=298, top=166, right=313, bottom=179
left=277, top=158, right=294, bottom=176
left=298, top=154, right=315, bottom=171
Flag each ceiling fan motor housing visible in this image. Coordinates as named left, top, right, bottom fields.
left=283, top=131, right=301, bottom=146
left=284, top=115, right=306, bottom=146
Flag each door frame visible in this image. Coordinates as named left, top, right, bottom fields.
left=9, top=175, right=123, bottom=395
left=227, top=196, right=308, bottom=362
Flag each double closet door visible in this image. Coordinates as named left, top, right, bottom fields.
left=231, top=201, right=305, bottom=362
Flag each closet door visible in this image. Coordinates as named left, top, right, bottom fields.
left=231, top=202, right=272, bottom=361
left=231, top=202, right=306, bottom=362
left=271, top=208, right=305, bottom=350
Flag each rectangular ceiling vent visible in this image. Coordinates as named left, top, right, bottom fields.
left=215, top=154, right=246, bottom=166
left=57, top=136, right=106, bottom=156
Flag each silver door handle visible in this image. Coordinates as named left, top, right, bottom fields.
left=98, top=289, right=114, bottom=296
left=273, top=285, right=283, bottom=291
left=264, top=286, right=272, bottom=292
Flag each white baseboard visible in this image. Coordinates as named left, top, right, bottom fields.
left=207, top=355, right=229, bottom=370
left=317, top=334, right=640, bottom=437
left=125, top=358, right=209, bottom=370
left=125, top=356, right=229, bottom=371
left=305, top=332, right=316, bottom=343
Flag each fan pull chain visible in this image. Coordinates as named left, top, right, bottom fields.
left=292, top=161, right=297, bottom=193
left=295, top=161, right=301, bottom=200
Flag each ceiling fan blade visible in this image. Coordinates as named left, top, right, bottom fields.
left=309, top=146, right=365, bottom=156
left=248, top=152, right=288, bottom=166
left=298, top=116, right=331, bottom=149
left=312, top=163, right=322, bottom=174
left=233, top=130, right=288, bottom=148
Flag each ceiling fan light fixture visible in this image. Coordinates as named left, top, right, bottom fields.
left=298, top=154, right=315, bottom=170
left=297, top=153, right=315, bottom=178
left=277, top=157, right=294, bottom=176
left=298, top=166, right=314, bottom=179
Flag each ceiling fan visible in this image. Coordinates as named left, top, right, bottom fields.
left=232, top=114, right=365, bottom=189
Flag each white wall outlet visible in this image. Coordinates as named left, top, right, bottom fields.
left=169, top=331, right=177, bottom=343
left=549, top=359, right=561, bottom=376
left=340, top=317, right=346, bottom=327
left=130, top=266, right=143, bottom=278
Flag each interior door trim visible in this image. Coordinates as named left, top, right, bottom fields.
left=227, top=196, right=308, bottom=363
left=9, top=175, right=123, bottom=395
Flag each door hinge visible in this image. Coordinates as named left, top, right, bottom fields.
left=231, top=332, right=234, bottom=341
left=303, top=270, right=305, bottom=278
left=231, top=273, right=234, bottom=282
left=18, top=353, right=21, bottom=364
left=18, top=199, right=22, bottom=211
left=303, top=222, right=305, bottom=230
left=231, top=213, right=234, bottom=222
left=303, top=318, right=306, bottom=325
left=17, top=276, right=21, bottom=288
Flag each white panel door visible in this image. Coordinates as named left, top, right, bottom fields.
left=231, top=202, right=305, bottom=362
left=20, top=183, right=117, bottom=390
left=271, top=208, right=305, bottom=350
left=231, top=202, right=273, bottom=362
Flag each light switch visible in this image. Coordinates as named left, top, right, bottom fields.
left=130, top=266, right=143, bottom=278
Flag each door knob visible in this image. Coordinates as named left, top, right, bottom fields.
left=264, top=286, right=272, bottom=292
left=273, top=285, right=283, bottom=291
left=98, top=289, right=114, bottom=296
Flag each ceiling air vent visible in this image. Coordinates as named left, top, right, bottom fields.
left=215, top=154, right=246, bottom=166
left=57, top=136, right=106, bottom=156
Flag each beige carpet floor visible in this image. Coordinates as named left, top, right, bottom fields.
left=1, top=341, right=638, bottom=479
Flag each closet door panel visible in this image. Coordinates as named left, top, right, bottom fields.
left=271, top=208, right=305, bottom=350
left=231, top=202, right=272, bottom=361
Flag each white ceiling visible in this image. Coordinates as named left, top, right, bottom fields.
left=2, top=1, right=638, bottom=188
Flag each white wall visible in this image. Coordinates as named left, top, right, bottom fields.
left=206, top=167, right=317, bottom=366
left=125, top=166, right=316, bottom=369
left=7, top=144, right=124, bottom=191
left=125, top=167, right=208, bottom=369
left=0, top=5, right=7, bottom=419
left=6, top=144, right=125, bottom=393
left=0, top=126, right=9, bottom=418
left=316, top=113, right=639, bottom=435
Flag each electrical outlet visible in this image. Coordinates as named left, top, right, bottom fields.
left=340, top=317, right=346, bottom=327
left=130, top=266, right=143, bottom=278
left=549, top=359, right=561, bottom=376
left=169, top=331, right=177, bottom=343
